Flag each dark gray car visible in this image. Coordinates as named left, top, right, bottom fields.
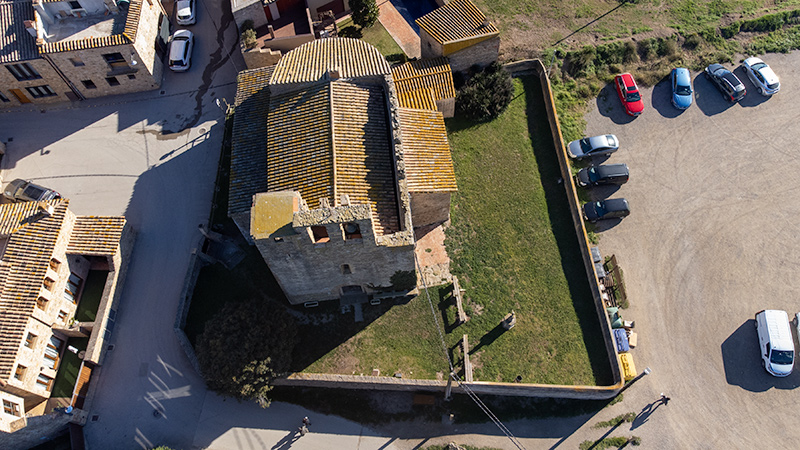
left=705, top=63, right=746, bottom=102
left=576, top=163, right=629, bottom=187
left=583, top=198, right=630, bottom=222
left=3, top=179, right=61, bottom=202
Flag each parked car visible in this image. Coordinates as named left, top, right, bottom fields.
left=704, top=63, right=746, bottom=102
left=742, top=57, right=780, bottom=96
left=176, top=0, right=196, bottom=25
left=3, top=179, right=60, bottom=202
left=169, top=30, right=194, bottom=72
left=576, top=163, right=629, bottom=187
left=670, top=67, right=693, bottom=109
left=566, top=134, right=619, bottom=160
left=583, top=198, right=630, bottom=222
left=755, top=310, right=794, bottom=377
left=614, top=73, right=644, bottom=116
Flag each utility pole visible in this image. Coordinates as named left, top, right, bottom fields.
left=617, top=366, right=651, bottom=396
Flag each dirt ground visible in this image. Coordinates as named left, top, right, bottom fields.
left=578, top=51, right=800, bottom=448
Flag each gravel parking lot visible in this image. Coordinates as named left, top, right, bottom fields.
left=582, top=51, right=800, bottom=448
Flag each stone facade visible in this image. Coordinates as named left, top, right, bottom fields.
left=0, top=201, right=132, bottom=432
left=442, top=36, right=500, bottom=73
left=0, top=58, right=71, bottom=107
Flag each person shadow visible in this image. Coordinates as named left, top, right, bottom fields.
left=631, top=399, right=663, bottom=430
left=271, top=429, right=302, bottom=450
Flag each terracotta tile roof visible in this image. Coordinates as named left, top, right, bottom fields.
left=416, top=0, right=498, bottom=45
left=266, top=82, right=334, bottom=209
left=398, top=108, right=457, bottom=193
left=229, top=66, right=274, bottom=216
left=67, top=216, right=126, bottom=256
left=0, top=0, right=38, bottom=63
left=332, top=81, right=398, bottom=235
left=37, top=0, right=142, bottom=54
left=391, top=57, right=455, bottom=110
left=270, top=38, right=391, bottom=85
left=0, top=200, right=68, bottom=379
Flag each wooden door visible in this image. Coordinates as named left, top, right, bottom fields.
left=9, top=89, right=30, bottom=104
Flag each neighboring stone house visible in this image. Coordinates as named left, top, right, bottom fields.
left=0, top=199, right=133, bottom=432
left=0, top=0, right=169, bottom=108
left=417, top=0, right=499, bottom=73
left=229, top=38, right=457, bottom=305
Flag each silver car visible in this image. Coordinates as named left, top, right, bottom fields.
left=566, top=134, right=619, bottom=159
left=742, top=57, right=780, bottom=96
left=169, top=29, right=194, bottom=72
left=3, top=179, right=60, bottom=202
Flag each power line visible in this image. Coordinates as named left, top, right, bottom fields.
left=413, top=255, right=528, bottom=450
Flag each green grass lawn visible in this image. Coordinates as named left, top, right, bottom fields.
left=74, top=270, right=107, bottom=323
left=51, top=337, right=88, bottom=398
left=338, top=18, right=405, bottom=60
left=443, top=76, right=611, bottom=385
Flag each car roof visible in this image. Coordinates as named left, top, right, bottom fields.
left=757, top=65, right=779, bottom=84
left=721, top=71, right=742, bottom=88
left=673, top=67, right=691, bottom=84
left=587, top=135, right=613, bottom=148
left=603, top=198, right=629, bottom=211
left=617, top=73, right=636, bottom=86
left=595, top=164, right=629, bottom=177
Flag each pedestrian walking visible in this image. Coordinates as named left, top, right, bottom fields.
left=298, top=416, right=311, bottom=437
left=660, top=393, right=670, bottom=406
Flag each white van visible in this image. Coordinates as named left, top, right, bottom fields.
left=755, top=310, right=795, bottom=377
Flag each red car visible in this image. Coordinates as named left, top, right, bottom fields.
left=614, top=73, right=644, bottom=116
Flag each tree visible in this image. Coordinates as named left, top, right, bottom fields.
left=456, top=63, right=514, bottom=122
left=195, top=300, right=297, bottom=407
left=350, top=0, right=379, bottom=29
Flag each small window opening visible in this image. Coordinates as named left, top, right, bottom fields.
left=343, top=222, right=362, bottom=240
left=43, top=277, right=55, bottom=291
left=342, top=264, right=352, bottom=275
left=311, top=226, right=329, bottom=243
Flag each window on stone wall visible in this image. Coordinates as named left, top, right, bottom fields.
left=69, top=0, right=81, bottom=8
left=82, top=80, right=96, bottom=89
left=0, top=91, right=9, bottom=103
left=36, top=373, right=53, bottom=390
left=106, top=76, right=120, bottom=86
left=3, top=400, right=20, bottom=416
left=36, top=296, right=49, bottom=311
left=25, top=85, right=56, bottom=99
left=43, top=277, right=55, bottom=291
left=58, top=310, right=68, bottom=322
left=128, top=74, right=136, bottom=80
left=343, top=223, right=362, bottom=240
left=64, top=272, right=82, bottom=303
left=310, top=226, right=329, bottom=243
left=102, top=52, right=129, bottom=70
left=43, top=336, right=63, bottom=370
left=6, top=63, right=41, bottom=81
left=69, top=57, right=85, bottom=67
left=341, top=264, right=352, bottom=275
left=24, top=332, right=37, bottom=348
left=14, top=365, right=26, bottom=381
left=49, top=258, right=61, bottom=271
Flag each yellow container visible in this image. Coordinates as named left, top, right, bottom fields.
left=618, top=352, right=637, bottom=381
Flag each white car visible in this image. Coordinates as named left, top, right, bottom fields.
left=169, top=29, right=194, bottom=72
left=176, top=0, right=196, bottom=25
left=742, top=57, right=780, bottom=96
left=566, top=134, right=619, bottom=159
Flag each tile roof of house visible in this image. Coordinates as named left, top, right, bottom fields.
left=67, top=216, right=126, bottom=256
left=0, top=0, right=39, bottom=63
left=266, top=82, right=334, bottom=209
left=397, top=108, right=457, bottom=193
left=229, top=66, right=274, bottom=216
left=391, top=57, right=456, bottom=110
left=37, top=0, right=142, bottom=53
left=416, top=0, right=498, bottom=45
left=270, top=38, right=391, bottom=85
left=0, top=200, right=69, bottom=379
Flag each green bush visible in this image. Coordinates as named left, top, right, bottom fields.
left=241, top=29, right=257, bottom=49
left=683, top=33, right=702, bottom=49
left=241, top=19, right=254, bottom=31
left=657, top=38, right=679, bottom=57
left=637, top=38, right=658, bottom=61
left=350, top=0, right=379, bottom=28
left=456, top=62, right=514, bottom=121
left=564, top=46, right=597, bottom=77
left=747, top=24, right=800, bottom=54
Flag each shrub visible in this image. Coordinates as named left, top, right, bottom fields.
left=564, top=46, right=597, bottom=77
left=657, top=38, right=678, bottom=57
left=241, top=19, right=254, bottom=31
left=636, top=39, right=658, bottom=61
left=683, top=33, right=702, bottom=49
left=350, top=0, right=379, bottom=28
left=456, top=63, right=514, bottom=121
left=241, top=29, right=257, bottom=49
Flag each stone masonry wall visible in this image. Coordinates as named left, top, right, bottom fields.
left=0, top=59, right=72, bottom=108
left=419, top=28, right=443, bottom=60
left=446, top=36, right=500, bottom=73
left=410, top=192, right=450, bottom=228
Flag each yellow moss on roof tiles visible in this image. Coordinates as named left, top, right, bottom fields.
left=398, top=108, right=457, bottom=193
left=416, top=0, right=498, bottom=45
left=37, top=0, right=142, bottom=54
left=267, top=83, right=334, bottom=209
left=391, top=57, right=455, bottom=111
left=270, top=38, right=391, bottom=85
left=67, top=216, right=126, bottom=256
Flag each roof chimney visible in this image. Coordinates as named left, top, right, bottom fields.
left=24, top=20, right=36, bottom=38
left=37, top=202, right=54, bottom=217
left=327, top=69, right=340, bottom=80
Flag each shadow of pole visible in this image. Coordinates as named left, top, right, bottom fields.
left=554, top=0, right=634, bottom=46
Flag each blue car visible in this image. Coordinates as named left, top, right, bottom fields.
left=671, top=68, right=693, bottom=109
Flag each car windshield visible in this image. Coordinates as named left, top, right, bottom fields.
left=768, top=82, right=779, bottom=90
left=579, top=138, right=592, bottom=152
left=594, top=202, right=607, bottom=216
left=22, top=185, right=45, bottom=199
left=676, top=84, right=691, bottom=95
left=587, top=168, right=599, bottom=182
left=771, top=350, right=794, bottom=365
left=751, top=62, right=767, bottom=71
left=626, top=92, right=641, bottom=102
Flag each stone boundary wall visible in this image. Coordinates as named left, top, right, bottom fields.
left=504, top=58, right=624, bottom=391
left=173, top=239, right=208, bottom=377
